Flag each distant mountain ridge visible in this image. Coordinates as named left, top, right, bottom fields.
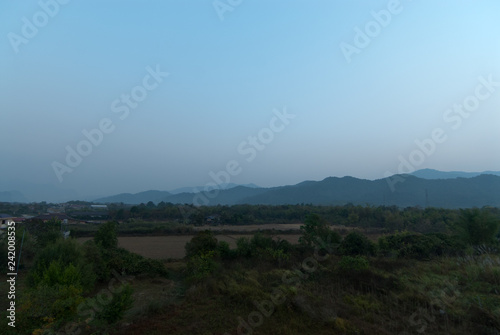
left=168, top=183, right=260, bottom=195
left=93, top=173, right=500, bottom=209
left=2, top=170, right=498, bottom=206
left=410, top=168, right=500, bottom=179
left=96, top=190, right=172, bottom=204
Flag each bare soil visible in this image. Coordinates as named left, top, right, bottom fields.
left=77, top=234, right=301, bottom=259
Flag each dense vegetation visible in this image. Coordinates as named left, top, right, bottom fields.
left=113, top=203, right=500, bottom=234
left=0, top=205, right=499, bottom=334
left=1, top=220, right=168, bottom=335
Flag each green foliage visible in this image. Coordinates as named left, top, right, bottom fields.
left=105, top=247, right=168, bottom=277
left=299, top=214, right=340, bottom=249
left=236, top=237, right=252, bottom=257
left=185, top=230, right=218, bottom=258
left=30, top=218, right=64, bottom=249
left=216, top=240, right=237, bottom=260
left=95, top=284, right=134, bottom=324
left=378, top=232, right=466, bottom=260
left=187, top=250, right=218, bottom=280
left=339, top=231, right=375, bottom=256
left=40, top=261, right=81, bottom=287
left=17, top=284, right=84, bottom=333
left=338, top=256, right=370, bottom=272
left=94, top=221, right=118, bottom=249
left=234, top=233, right=292, bottom=266
left=82, top=239, right=109, bottom=281
left=261, top=247, right=290, bottom=266
left=28, top=239, right=96, bottom=292
left=250, top=232, right=275, bottom=250
left=455, top=209, right=500, bottom=245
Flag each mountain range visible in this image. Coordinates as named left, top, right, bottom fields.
left=410, top=168, right=500, bottom=179
left=1, top=170, right=499, bottom=208
left=93, top=171, right=500, bottom=209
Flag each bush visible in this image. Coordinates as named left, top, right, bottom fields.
left=455, top=209, right=500, bottom=245
left=105, top=247, right=167, bottom=277
left=82, top=240, right=109, bottom=282
left=299, top=214, right=341, bottom=249
left=95, top=284, right=134, bottom=324
left=217, top=240, right=237, bottom=260
left=378, top=232, right=466, bottom=259
left=339, top=231, right=375, bottom=256
left=24, top=218, right=64, bottom=249
left=185, top=230, right=218, bottom=258
left=94, top=221, right=118, bottom=249
left=17, top=284, right=84, bottom=333
left=234, top=233, right=293, bottom=265
left=28, top=239, right=96, bottom=292
left=186, top=250, right=218, bottom=280
left=338, top=256, right=369, bottom=272
left=236, top=237, right=252, bottom=257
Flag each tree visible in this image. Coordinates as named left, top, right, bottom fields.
left=94, top=221, right=118, bottom=249
left=339, top=231, right=375, bottom=256
left=25, top=218, right=62, bottom=248
left=456, top=209, right=500, bottom=245
left=299, top=214, right=340, bottom=249
left=185, top=230, right=218, bottom=258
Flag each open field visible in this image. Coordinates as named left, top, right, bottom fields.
left=78, top=234, right=302, bottom=259
left=76, top=224, right=381, bottom=259
left=192, top=223, right=305, bottom=231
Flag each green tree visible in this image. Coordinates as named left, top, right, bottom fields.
left=299, top=214, right=340, bottom=249
left=339, top=231, right=375, bottom=256
left=94, top=221, right=118, bottom=249
left=185, top=230, right=218, bottom=258
left=455, top=209, right=500, bottom=245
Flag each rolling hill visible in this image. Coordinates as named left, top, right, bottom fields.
left=94, top=174, right=500, bottom=209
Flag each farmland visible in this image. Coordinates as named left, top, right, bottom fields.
left=77, top=234, right=302, bottom=259
left=75, top=223, right=363, bottom=259
left=2, top=206, right=499, bottom=335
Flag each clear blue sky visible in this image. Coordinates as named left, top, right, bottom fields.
left=1, top=0, right=499, bottom=198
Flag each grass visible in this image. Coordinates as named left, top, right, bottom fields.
left=104, top=248, right=500, bottom=335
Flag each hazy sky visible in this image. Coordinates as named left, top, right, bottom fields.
left=1, top=0, right=499, bottom=198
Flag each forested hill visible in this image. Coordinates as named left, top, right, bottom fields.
left=95, top=174, right=500, bottom=208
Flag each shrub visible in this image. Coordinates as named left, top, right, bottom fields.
left=339, top=231, right=375, bottom=256
left=94, top=221, right=118, bottom=249
left=17, top=284, right=84, bottom=333
left=185, top=230, right=218, bottom=258
left=28, top=239, right=96, bottom=292
left=234, top=233, right=293, bottom=264
left=236, top=237, right=252, bottom=257
left=338, top=256, right=370, bottom=272
left=378, top=232, right=465, bottom=259
left=82, top=240, right=109, bottom=282
left=299, top=214, right=341, bottom=249
left=95, top=284, right=134, bottom=324
left=455, top=209, right=500, bottom=245
left=24, top=218, right=64, bottom=249
left=187, top=250, right=218, bottom=280
left=105, top=247, right=167, bottom=276
left=217, top=240, right=237, bottom=260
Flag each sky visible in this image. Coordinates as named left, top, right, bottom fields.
left=1, top=0, right=499, bottom=200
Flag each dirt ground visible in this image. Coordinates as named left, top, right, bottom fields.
left=76, top=224, right=381, bottom=259
left=192, top=223, right=304, bottom=231
left=77, top=234, right=302, bottom=259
